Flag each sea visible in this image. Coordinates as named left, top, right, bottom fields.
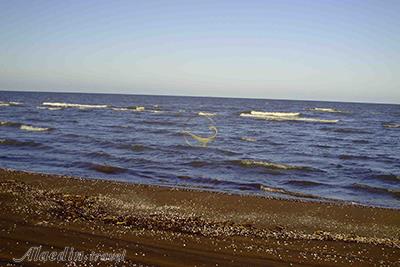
left=0, top=91, right=399, bottom=209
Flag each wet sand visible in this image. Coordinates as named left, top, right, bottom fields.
left=0, top=168, right=399, bottom=266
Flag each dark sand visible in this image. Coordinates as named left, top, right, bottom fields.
left=0, top=168, right=399, bottom=266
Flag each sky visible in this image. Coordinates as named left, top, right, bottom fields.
left=0, top=0, right=399, bottom=103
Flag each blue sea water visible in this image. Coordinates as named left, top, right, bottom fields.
left=0, top=91, right=399, bottom=208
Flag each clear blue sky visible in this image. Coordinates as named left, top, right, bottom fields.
left=1, top=0, right=399, bottom=103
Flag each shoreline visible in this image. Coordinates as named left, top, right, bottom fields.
left=3, top=167, right=396, bottom=211
left=0, top=168, right=399, bottom=266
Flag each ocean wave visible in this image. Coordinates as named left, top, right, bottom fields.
left=0, top=121, right=21, bottom=127
left=149, top=110, right=163, bottom=114
left=177, top=175, right=262, bottom=190
left=284, top=180, right=326, bottom=187
left=370, top=174, right=400, bottom=183
left=131, top=144, right=152, bottom=152
left=198, top=112, right=216, bottom=116
left=127, top=106, right=145, bottom=111
left=112, top=107, right=129, bottom=111
left=383, top=123, right=400, bottom=129
left=295, top=117, right=338, bottom=123
left=311, top=144, right=334, bottom=148
left=339, top=154, right=372, bottom=161
left=86, top=151, right=115, bottom=160
left=260, top=185, right=321, bottom=199
left=240, top=110, right=338, bottom=123
left=173, top=144, right=240, bottom=156
left=112, top=106, right=146, bottom=112
left=242, top=111, right=300, bottom=117
left=36, top=106, right=64, bottom=110
left=139, top=120, right=176, bottom=126
left=87, top=163, right=127, bottom=174
left=349, top=183, right=400, bottom=199
left=20, top=125, right=51, bottom=132
left=37, top=106, right=63, bottom=111
left=185, top=161, right=210, bottom=168
left=0, top=138, right=43, bottom=147
left=42, top=102, right=109, bottom=109
left=241, top=137, right=257, bottom=142
left=321, top=127, right=372, bottom=134
left=1, top=121, right=51, bottom=132
left=0, top=101, right=23, bottom=107
left=177, top=174, right=323, bottom=199
left=307, top=107, right=346, bottom=113
left=235, top=159, right=317, bottom=172
left=352, top=139, right=369, bottom=144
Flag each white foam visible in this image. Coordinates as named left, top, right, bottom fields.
left=308, top=107, right=344, bottom=113
left=249, top=111, right=300, bottom=117
left=38, top=106, right=62, bottom=111
left=113, top=106, right=147, bottom=112
left=240, top=110, right=338, bottom=123
left=112, top=108, right=130, bottom=111
left=240, top=159, right=300, bottom=170
left=241, top=137, right=257, bottom=142
left=198, top=112, right=216, bottom=116
left=125, top=106, right=145, bottom=111
left=383, top=123, right=400, bottom=128
left=0, top=101, right=22, bottom=107
left=20, top=125, right=50, bottom=132
left=133, top=106, right=145, bottom=111
left=42, top=102, right=108, bottom=109
left=260, top=185, right=286, bottom=193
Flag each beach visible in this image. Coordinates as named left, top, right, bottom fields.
left=0, top=168, right=399, bottom=266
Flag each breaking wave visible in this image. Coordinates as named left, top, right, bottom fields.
left=234, top=159, right=317, bottom=172
left=241, top=137, right=257, bottom=142
left=0, top=101, right=22, bottom=107
left=177, top=175, right=262, bottom=191
left=20, top=125, right=51, bottom=132
left=1, top=121, right=51, bottom=132
left=176, top=175, right=323, bottom=200
left=240, top=110, right=338, bottom=123
left=0, top=121, right=21, bottom=127
left=112, top=106, right=146, bottom=112
left=383, top=123, right=400, bottom=129
left=198, top=112, right=216, bottom=116
left=242, top=111, right=300, bottom=117
left=260, top=185, right=321, bottom=199
left=42, top=102, right=109, bottom=109
left=127, top=106, right=145, bottom=111
left=308, top=107, right=346, bottom=113
left=38, top=106, right=63, bottom=111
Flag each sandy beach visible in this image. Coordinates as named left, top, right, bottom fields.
left=0, top=168, right=399, bottom=266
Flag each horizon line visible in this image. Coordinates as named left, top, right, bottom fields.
left=1, top=88, right=399, bottom=106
